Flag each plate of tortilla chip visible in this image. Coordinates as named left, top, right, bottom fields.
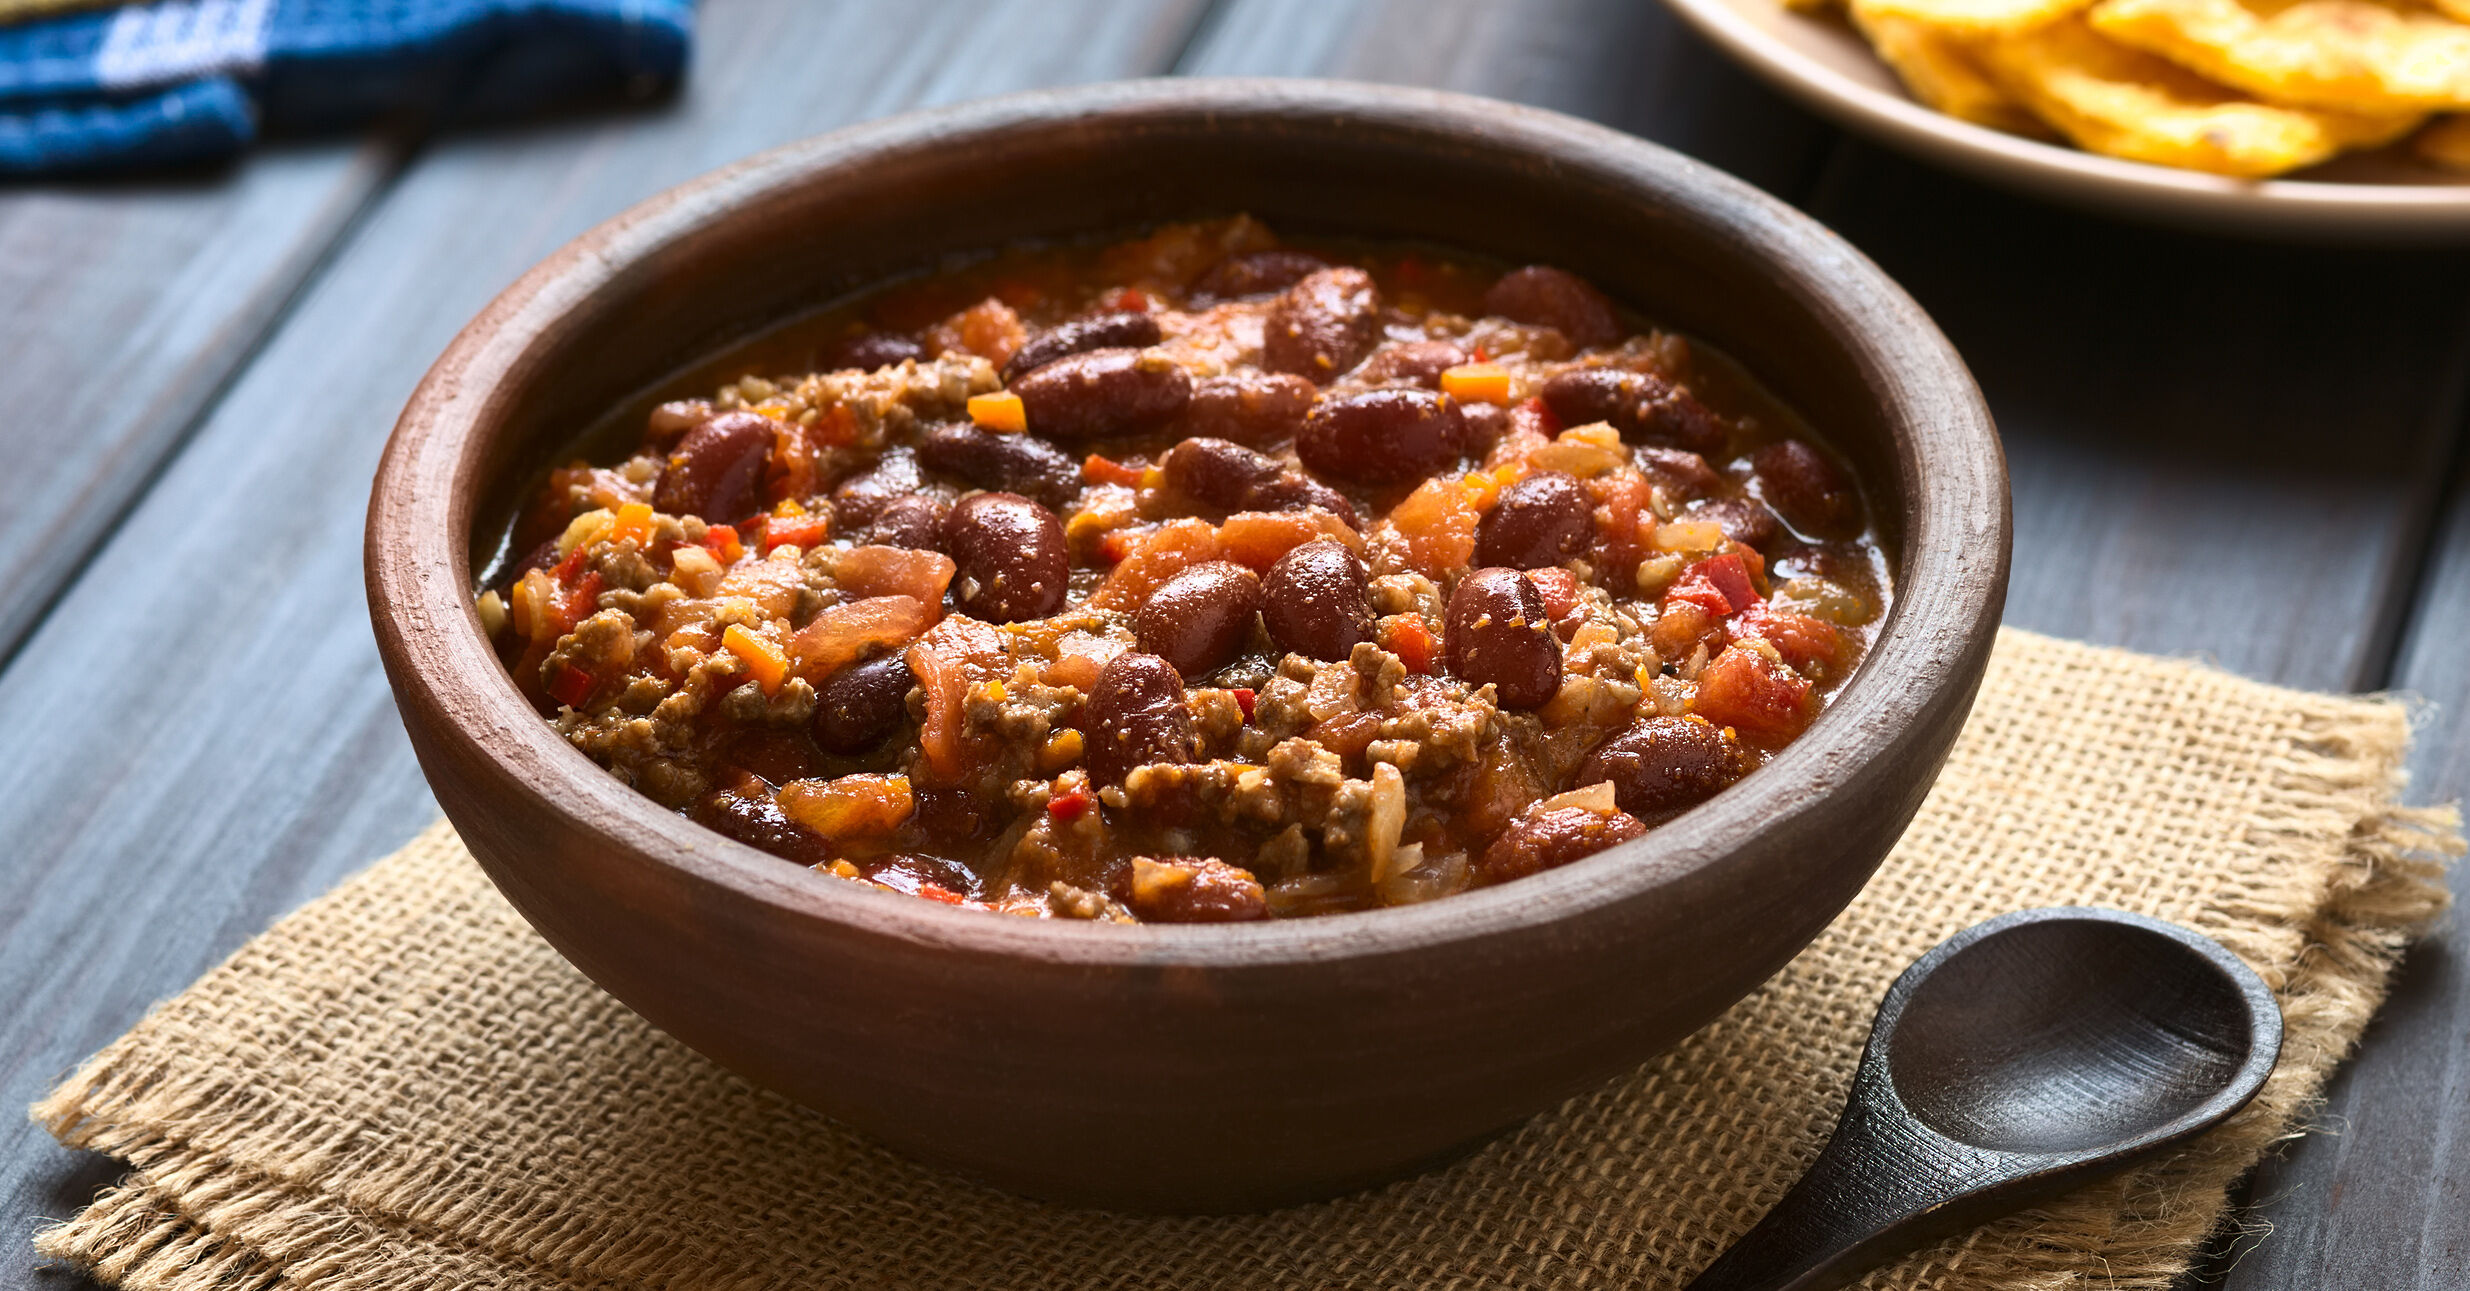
left=1660, top=0, right=2470, bottom=238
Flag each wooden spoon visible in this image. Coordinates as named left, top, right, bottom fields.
left=1684, top=907, right=2282, bottom=1291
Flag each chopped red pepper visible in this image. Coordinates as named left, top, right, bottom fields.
left=1665, top=552, right=1755, bottom=620
left=555, top=571, right=604, bottom=633
left=1048, top=786, right=1093, bottom=823
left=546, top=662, right=596, bottom=709
left=1519, top=395, right=1561, bottom=436
left=1470, top=343, right=1489, bottom=363
left=1082, top=454, right=1145, bottom=489
left=1230, top=687, right=1257, bottom=723
left=916, top=883, right=968, bottom=905
left=762, top=514, right=828, bottom=554
left=1101, top=286, right=1150, bottom=313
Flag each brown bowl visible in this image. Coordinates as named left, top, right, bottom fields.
left=367, top=79, right=2009, bottom=1213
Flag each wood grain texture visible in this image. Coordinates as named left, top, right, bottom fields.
left=0, top=1, right=1211, bottom=1284
left=1807, top=146, right=2470, bottom=695
left=2222, top=445, right=2470, bottom=1291
left=0, top=139, right=402, bottom=665
left=1178, top=0, right=1835, bottom=196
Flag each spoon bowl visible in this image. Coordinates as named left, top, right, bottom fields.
left=1686, top=907, right=2282, bottom=1291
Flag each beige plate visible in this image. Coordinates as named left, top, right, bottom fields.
left=1659, top=0, right=2470, bottom=241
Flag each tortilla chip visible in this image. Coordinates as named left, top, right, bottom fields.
left=1851, top=1, right=2062, bottom=132
left=1850, top=0, right=2093, bottom=38
left=2090, top=0, right=2470, bottom=113
left=1978, top=14, right=2424, bottom=174
left=2414, top=111, right=2470, bottom=163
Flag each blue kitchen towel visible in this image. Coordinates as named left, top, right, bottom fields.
left=0, top=0, right=694, bottom=174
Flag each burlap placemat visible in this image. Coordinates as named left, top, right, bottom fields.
left=28, top=628, right=2463, bottom=1291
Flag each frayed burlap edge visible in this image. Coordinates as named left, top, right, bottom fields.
left=27, top=635, right=2465, bottom=1291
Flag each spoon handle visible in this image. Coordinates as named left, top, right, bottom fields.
left=1681, top=1112, right=1984, bottom=1291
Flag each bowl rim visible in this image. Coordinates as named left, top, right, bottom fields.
left=370, top=76, right=2010, bottom=972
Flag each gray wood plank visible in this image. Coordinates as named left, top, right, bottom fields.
left=1179, top=0, right=1836, bottom=197
left=0, top=139, right=402, bottom=665
left=2221, top=448, right=2470, bottom=1291
left=1, top=0, right=1212, bottom=1283
left=1808, top=146, right=2470, bottom=694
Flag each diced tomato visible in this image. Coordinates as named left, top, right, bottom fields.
left=1471, top=343, right=1489, bottom=363
left=546, top=662, right=596, bottom=709
left=702, top=524, right=743, bottom=563
left=1101, top=286, right=1151, bottom=313
left=1048, top=786, right=1093, bottom=823
left=1380, top=615, right=1439, bottom=675
left=1083, top=454, right=1145, bottom=488
left=1695, top=645, right=1817, bottom=748
left=1231, top=688, right=1257, bottom=722
left=1518, top=396, right=1561, bottom=436
left=1650, top=600, right=1718, bottom=660
left=1664, top=552, right=1754, bottom=620
left=552, top=543, right=590, bottom=583
left=917, top=883, right=968, bottom=905
left=1731, top=603, right=1845, bottom=675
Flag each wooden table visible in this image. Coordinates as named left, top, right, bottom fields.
left=3, top=2, right=2462, bottom=1285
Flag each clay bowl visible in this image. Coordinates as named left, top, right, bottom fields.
left=367, top=78, right=2010, bottom=1213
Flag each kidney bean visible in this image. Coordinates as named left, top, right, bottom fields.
left=1190, top=249, right=1328, bottom=301
left=1297, top=388, right=1465, bottom=484
left=1685, top=496, right=1782, bottom=552
left=1474, top=805, right=1648, bottom=885
left=821, top=331, right=924, bottom=372
left=1013, top=347, right=1192, bottom=440
left=1578, top=715, right=1753, bottom=822
left=1263, top=267, right=1379, bottom=384
left=1752, top=439, right=1862, bottom=537
left=645, top=398, right=713, bottom=446
left=1001, top=310, right=1163, bottom=383
left=1476, top=470, right=1594, bottom=569
left=866, top=494, right=948, bottom=551
left=861, top=852, right=987, bottom=901
left=1262, top=539, right=1373, bottom=661
left=1354, top=339, right=1469, bottom=388
left=944, top=492, right=1068, bottom=622
left=1240, top=473, right=1360, bottom=529
left=1086, top=651, right=1197, bottom=785
left=831, top=450, right=925, bottom=527
left=654, top=411, right=777, bottom=522
left=692, top=783, right=833, bottom=867
left=1161, top=437, right=1281, bottom=509
left=1538, top=368, right=1727, bottom=456
left=1134, top=561, right=1264, bottom=679
left=917, top=420, right=1080, bottom=507
left=1482, top=266, right=1621, bottom=348
left=1181, top=372, right=1316, bottom=447
left=1636, top=446, right=1723, bottom=500
left=1444, top=568, right=1562, bottom=709
left=813, top=653, right=915, bottom=753
left=1113, top=856, right=1269, bottom=923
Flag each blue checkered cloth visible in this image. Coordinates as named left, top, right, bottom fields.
left=0, top=0, right=694, bottom=174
